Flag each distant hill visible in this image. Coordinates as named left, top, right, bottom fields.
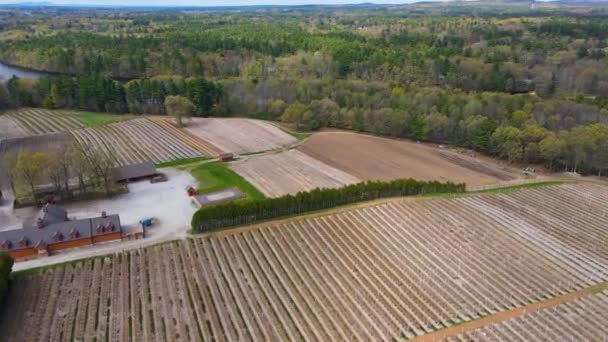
left=0, top=1, right=54, bottom=6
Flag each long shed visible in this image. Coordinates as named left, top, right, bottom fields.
left=114, top=161, right=157, bottom=182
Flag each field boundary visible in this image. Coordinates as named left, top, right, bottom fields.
left=411, top=281, right=608, bottom=341
left=200, top=180, right=563, bottom=238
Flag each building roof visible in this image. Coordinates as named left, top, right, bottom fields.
left=0, top=205, right=121, bottom=251
left=39, top=204, right=68, bottom=225
left=114, top=161, right=157, bottom=182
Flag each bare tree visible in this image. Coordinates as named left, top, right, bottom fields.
left=14, top=151, right=50, bottom=203
left=85, top=147, right=116, bottom=195
left=69, top=143, right=90, bottom=196
left=3, top=153, right=18, bottom=197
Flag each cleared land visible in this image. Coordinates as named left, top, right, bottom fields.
left=232, top=149, right=361, bottom=197
left=71, top=118, right=218, bottom=166
left=2, top=183, right=607, bottom=341
left=0, top=115, right=29, bottom=139
left=185, top=118, right=297, bottom=154
left=444, top=289, right=608, bottom=341
left=5, top=108, right=85, bottom=135
left=298, top=132, right=518, bottom=188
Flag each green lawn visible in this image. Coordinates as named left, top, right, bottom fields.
left=156, top=156, right=211, bottom=168
left=72, top=112, right=134, bottom=127
left=190, top=162, right=265, bottom=201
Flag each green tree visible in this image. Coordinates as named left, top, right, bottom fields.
left=164, top=95, right=195, bottom=127
left=0, top=252, right=13, bottom=306
left=491, top=126, right=524, bottom=162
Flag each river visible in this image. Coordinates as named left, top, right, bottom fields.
left=0, top=61, right=46, bottom=80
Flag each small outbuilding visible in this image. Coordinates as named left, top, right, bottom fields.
left=114, top=161, right=158, bottom=183
left=219, top=152, right=234, bottom=162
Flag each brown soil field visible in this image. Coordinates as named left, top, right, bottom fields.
left=5, top=108, right=84, bottom=135
left=298, top=132, right=519, bottom=188
left=231, top=149, right=361, bottom=197
left=0, top=115, right=29, bottom=139
left=185, top=118, right=297, bottom=154
left=441, top=288, right=608, bottom=341
left=1, top=184, right=607, bottom=341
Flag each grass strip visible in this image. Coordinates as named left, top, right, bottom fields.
left=191, top=162, right=266, bottom=202
left=73, top=112, right=134, bottom=127
left=156, top=156, right=211, bottom=168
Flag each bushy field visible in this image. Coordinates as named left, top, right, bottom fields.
left=2, top=184, right=607, bottom=341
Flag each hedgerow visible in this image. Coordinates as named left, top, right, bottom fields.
left=192, top=179, right=465, bottom=232
left=0, top=252, right=13, bottom=306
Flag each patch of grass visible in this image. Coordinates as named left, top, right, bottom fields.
left=156, top=156, right=211, bottom=168
left=191, top=162, right=265, bottom=202
left=272, top=123, right=312, bottom=141
left=419, top=181, right=565, bottom=200
left=286, top=130, right=312, bottom=141
left=470, top=181, right=565, bottom=194
left=72, top=112, right=134, bottom=127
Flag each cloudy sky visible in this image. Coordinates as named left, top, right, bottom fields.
left=0, top=0, right=418, bottom=6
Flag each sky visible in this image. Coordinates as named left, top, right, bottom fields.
left=0, top=0, right=419, bottom=6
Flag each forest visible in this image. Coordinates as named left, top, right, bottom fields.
left=0, top=2, right=608, bottom=175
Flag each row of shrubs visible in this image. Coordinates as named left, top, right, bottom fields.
left=192, top=179, right=466, bottom=232
left=0, top=252, right=13, bottom=306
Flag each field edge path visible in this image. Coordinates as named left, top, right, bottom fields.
left=410, top=281, right=608, bottom=341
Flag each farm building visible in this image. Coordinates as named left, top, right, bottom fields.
left=0, top=204, right=122, bottom=261
left=114, top=161, right=158, bottom=183
left=219, top=152, right=234, bottom=162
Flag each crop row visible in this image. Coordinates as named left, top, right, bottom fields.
left=0, top=184, right=606, bottom=341
left=7, top=108, right=84, bottom=135
left=72, top=118, right=215, bottom=166
left=445, top=290, right=608, bottom=341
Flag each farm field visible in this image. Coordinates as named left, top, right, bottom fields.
left=71, top=118, right=218, bottom=166
left=5, top=108, right=85, bottom=135
left=185, top=118, right=297, bottom=154
left=232, top=149, right=361, bottom=197
left=0, top=114, right=29, bottom=139
left=445, top=290, right=608, bottom=341
left=1, top=183, right=607, bottom=341
left=298, top=132, right=519, bottom=188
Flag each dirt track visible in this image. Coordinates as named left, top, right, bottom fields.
left=298, top=132, right=517, bottom=187
left=416, top=281, right=608, bottom=341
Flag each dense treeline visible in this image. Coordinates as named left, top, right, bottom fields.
left=220, top=79, right=608, bottom=175
left=1, top=4, right=608, bottom=175
left=1, top=75, right=222, bottom=115
left=3, top=10, right=608, bottom=96
left=192, top=179, right=465, bottom=231
left=0, top=252, right=13, bottom=306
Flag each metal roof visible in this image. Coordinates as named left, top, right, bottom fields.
left=114, top=161, right=157, bottom=182
left=39, top=204, right=68, bottom=225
